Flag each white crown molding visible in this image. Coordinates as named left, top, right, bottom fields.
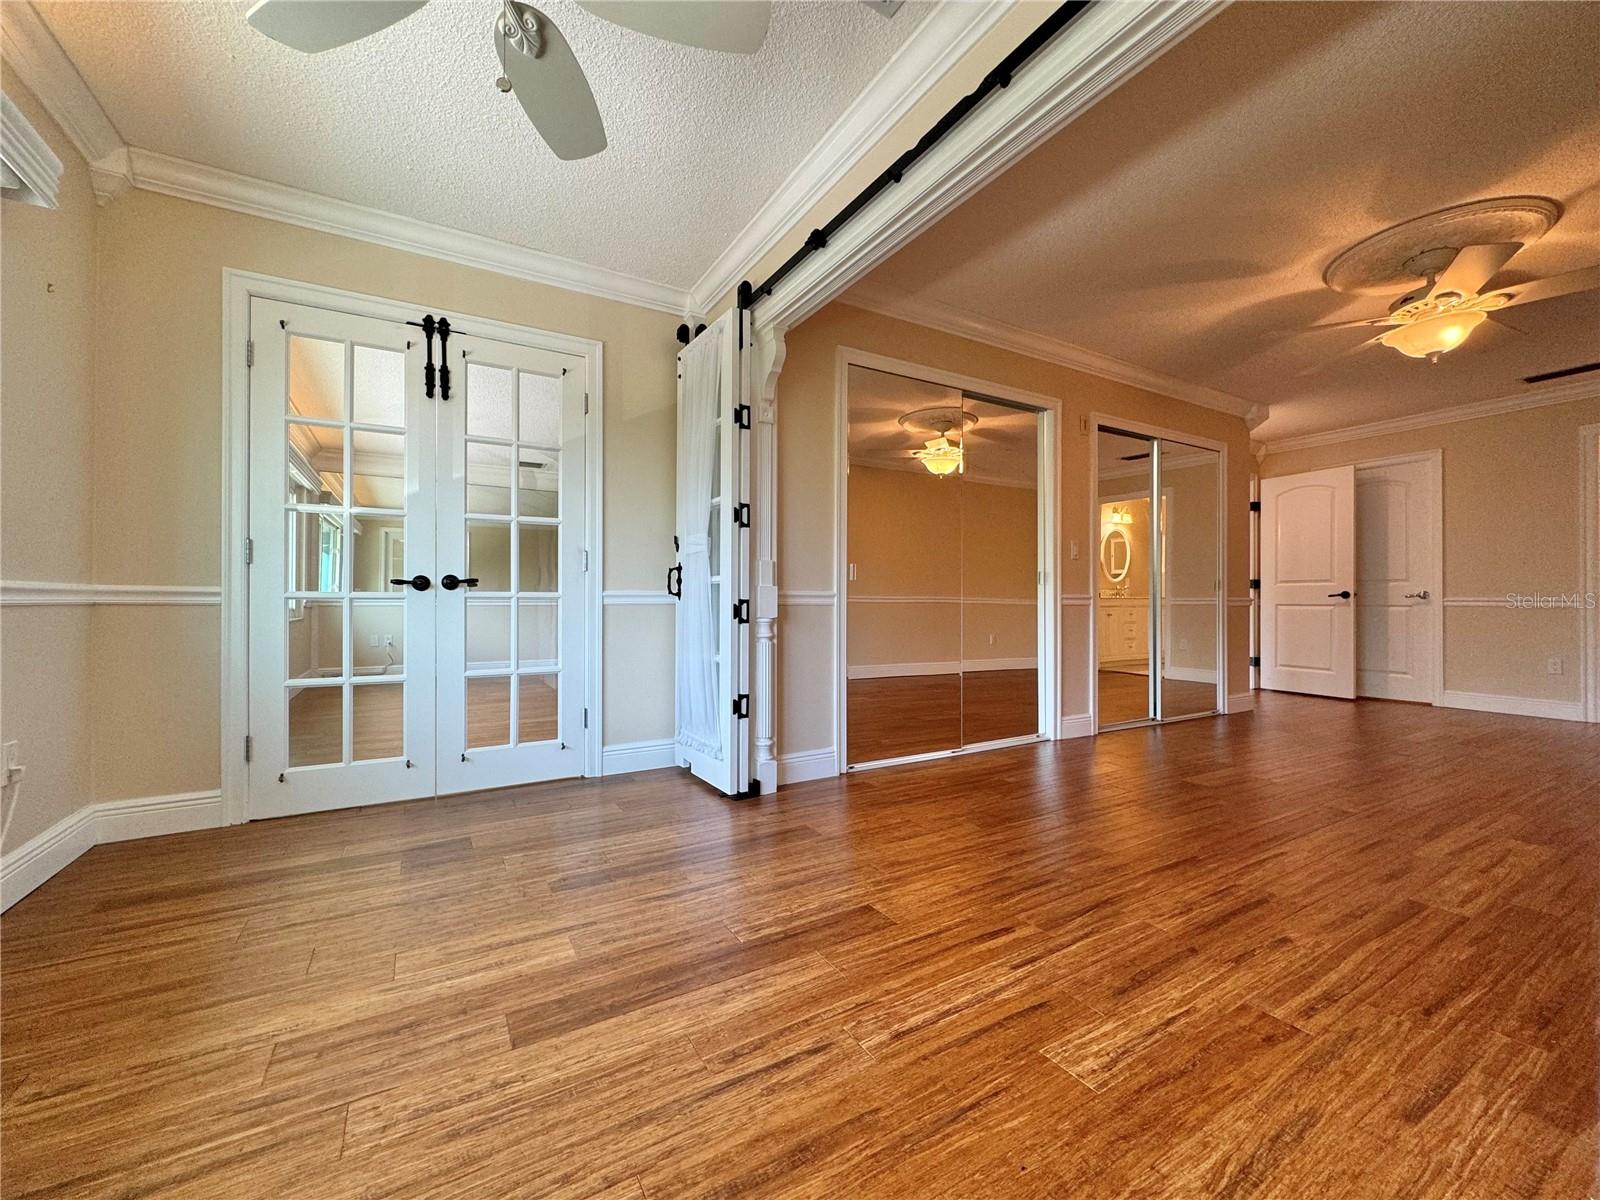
left=685, top=0, right=1013, bottom=316
left=1, top=580, right=222, bottom=606
left=843, top=287, right=1264, bottom=427
left=119, top=149, right=691, bottom=314
left=0, top=1, right=123, bottom=165
left=1258, top=377, right=1600, bottom=455
left=0, top=92, right=64, bottom=208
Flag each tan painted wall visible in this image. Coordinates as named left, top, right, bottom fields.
left=775, top=302, right=1253, bottom=756
left=0, top=67, right=99, bottom=852
left=1259, top=396, right=1600, bottom=706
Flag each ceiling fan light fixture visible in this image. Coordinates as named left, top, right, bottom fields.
left=1379, top=310, right=1487, bottom=360
left=911, top=436, right=963, bottom=476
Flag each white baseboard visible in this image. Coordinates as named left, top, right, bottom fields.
left=847, top=657, right=1038, bottom=680
left=1164, top=666, right=1219, bottom=685
left=778, top=748, right=838, bottom=785
left=2, top=789, right=226, bottom=912
left=601, top=739, right=678, bottom=776
left=1058, top=713, right=1094, bottom=739
left=1439, top=690, right=1586, bottom=723
left=1227, top=691, right=1256, bottom=713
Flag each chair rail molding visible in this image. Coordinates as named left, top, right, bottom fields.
left=1, top=580, right=222, bottom=606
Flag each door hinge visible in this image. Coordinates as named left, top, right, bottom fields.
left=732, top=501, right=750, bottom=528
left=1249, top=577, right=1261, bottom=590
left=1249, top=500, right=1261, bottom=513
left=244, top=536, right=254, bottom=565
left=1249, top=655, right=1261, bottom=668
left=583, top=707, right=589, bottom=730
left=244, top=734, right=253, bottom=763
left=583, top=392, right=590, bottom=416
left=582, top=549, right=590, bottom=572
left=245, top=339, right=255, bottom=368
left=733, top=403, right=752, bottom=430
left=733, top=693, right=750, bottom=719
left=733, top=598, right=750, bottom=624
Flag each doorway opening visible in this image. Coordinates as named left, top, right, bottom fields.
left=841, top=361, right=1054, bottom=769
left=1093, top=424, right=1225, bottom=731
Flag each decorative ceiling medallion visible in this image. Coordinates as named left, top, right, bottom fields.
left=1323, top=197, right=1562, bottom=296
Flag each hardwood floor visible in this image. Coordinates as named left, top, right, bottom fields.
left=3, top=693, right=1596, bottom=1198
left=847, top=669, right=1038, bottom=763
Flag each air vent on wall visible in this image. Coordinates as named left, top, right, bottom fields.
left=1523, top=361, right=1600, bottom=385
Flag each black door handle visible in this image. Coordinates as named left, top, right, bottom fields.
left=440, top=574, right=479, bottom=591
left=1328, top=590, right=1352, bottom=599
left=666, top=564, right=682, bottom=598
left=391, top=574, right=431, bottom=591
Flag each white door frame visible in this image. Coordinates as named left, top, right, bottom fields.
left=1581, top=423, right=1600, bottom=723
left=834, top=347, right=1061, bottom=772
left=1088, top=415, right=1228, bottom=733
left=1352, top=449, right=1444, bottom=706
left=222, top=269, right=604, bottom=825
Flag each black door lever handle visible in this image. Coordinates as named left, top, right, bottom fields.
left=1327, top=590, right=1352, bottom=599
left=392, top=575, right=432, bottom=591
left=440, top=574, right=479, bottom=591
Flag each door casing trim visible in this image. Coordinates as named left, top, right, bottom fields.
left=222, top=269, right=605, bottom=824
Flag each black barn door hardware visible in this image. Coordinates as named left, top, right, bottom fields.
left=405, top=315, right=454, bottom=399
left=436, top=318, right=452, bottom=400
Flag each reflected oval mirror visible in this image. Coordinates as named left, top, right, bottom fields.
left=1100, top=527, right=1131, bottom=584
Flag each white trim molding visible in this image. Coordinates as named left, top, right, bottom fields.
left=1, top=92, right=64, bottom=209
left=1581, top=423, right=1599, bottom=724
left=687, top=0, right=1013, bottom=314
left=601, top=589, right=675, bottom=606
left=1439, top=691, right=1585, bottom=724
left=847, top=657, right=1038, bottom=679
left=1226, top=691, right=1256, bottom=714
left=1, top=580, right=222, bottom=606
left=1, top=790, right=226, bottom=912
left=601, top=739, right=677, bottom=776
left=0, top=1, right=123, bottom=166
left=1057, top=712, right=1094, bottom=739
left=1259, top=378, right=1599, bottom=456
left=842, top=288, right=1262, bottom=425
left=777, top=748, right=839, bottom=786
left=778, top=589, right=836, bottom=606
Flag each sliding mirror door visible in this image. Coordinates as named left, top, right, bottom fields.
left=1096, top=430, right=1156, bottom=726
left=1157, top=440, right=1221, bottom=719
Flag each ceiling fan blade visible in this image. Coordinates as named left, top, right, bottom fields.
left=1492, top=264, right=1600, bottom=309
left=1429, top=242, right=1521, bottom=298
left=1297, top=332, right=1385, bottom=376
left=576, top=1, right=771, bottom=53
left=245, top=0, right=427, bottom=52
left=1302, top=315, right=1400, bottom=332
left=497, top=3, right=607, bottom=161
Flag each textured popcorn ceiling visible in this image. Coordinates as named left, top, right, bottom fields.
left=36, top=0, right=927, bottom=291
left=852, top=1, right=1600, bottom=443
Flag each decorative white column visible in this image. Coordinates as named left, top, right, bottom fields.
left=751, top=323, right=787, bottom=793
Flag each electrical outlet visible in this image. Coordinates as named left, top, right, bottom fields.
left=1179, top=637, right=1190, bottom=652
left=383, top=634, right=395, bottom=647
left=1547, top=656, right=1563, bottom=676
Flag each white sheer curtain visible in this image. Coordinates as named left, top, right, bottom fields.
left=675, top=324, right=723, bottom=758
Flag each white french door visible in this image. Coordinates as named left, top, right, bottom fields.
left=246, top=296, right=589, bottom=818
left=1260, top=465, right=1357, bottom=699
left=434, top=331, right=587, bottom=794
left=672, top=310, right=752, bottom=796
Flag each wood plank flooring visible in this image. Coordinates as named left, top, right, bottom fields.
left=2, top=692, right=1596, bottom=1198
left=847, top=669, right=1038, bottom=763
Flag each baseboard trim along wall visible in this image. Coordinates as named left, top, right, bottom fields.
left=778, top=748, right=839, bottom=785
left=1, top=789, right=226, bottom=911
left=1227, top=691, right=1257, bottom=714
left=1058, top=713, right=1095, bottom=739
left=1439, top=690, right=1585, bottom=723
left=600, top=740, right=678, bottom=776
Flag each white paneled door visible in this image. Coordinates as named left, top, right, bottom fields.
left=1355, top=458, right=1437, bottom=702
left=672, top=310, right=752, bottom=796
left=1260, top=465, right=1357, bottom=699
left=247, top=297, right=589, bottom=818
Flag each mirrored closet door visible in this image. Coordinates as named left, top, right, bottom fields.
left=1095, top=427, right=1222, bottom=730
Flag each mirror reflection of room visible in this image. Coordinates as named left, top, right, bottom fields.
left=845, top=366, right=1039, bottom=766
left=1095, top=428, right=1156, bottom=726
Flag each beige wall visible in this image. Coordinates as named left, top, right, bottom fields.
left=0, top=67, right=99, bottom=852
left=776, top=302, right=1253, bottom=756
left=1259, top=396, right=1600, bottom=707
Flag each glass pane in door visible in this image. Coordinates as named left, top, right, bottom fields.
left=959, top=396, right=1039, bottom=747
left=1097, top=429, right=1156, bottom=727
left=1157, top=440, right=1221, bottom=718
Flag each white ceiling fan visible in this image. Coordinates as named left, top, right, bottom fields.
left=245, top=0, right=899, bottom=161
left=1304, top=198, right=1600, bottom=367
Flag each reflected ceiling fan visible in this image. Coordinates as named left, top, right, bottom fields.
left=245, top=0, right=898, bottom=161
left=1304, top=197, right=1600, bottom=366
